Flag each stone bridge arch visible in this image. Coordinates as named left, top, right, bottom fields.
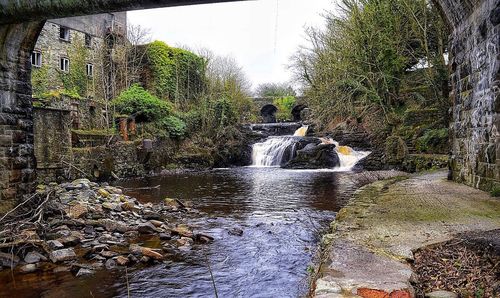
left=253, top=96, right=308, bottom=123
left=0, top=0, right=499, bottom=206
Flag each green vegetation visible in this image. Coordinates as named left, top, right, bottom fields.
left=158, top=115, right=187, bottom=139
left=293, top=0, right=449, bottom=143
left=38, top=88, right=83, bottom=100
left=60, top=38, right=92, bottom=98
left=113, top=84, right=187, bottom=139
left=32, top=63, right=50, bottom=97
left=145, top=41, right=206, bottom=109
left=491, top=186, right=500, bottom=197
left=273, top=96, right=296, bottom=122
left=113, top=84, right=173, bottom=122
left=416, top=128, right=449, bottom=153
left=255, top=82, right=296, bottom=98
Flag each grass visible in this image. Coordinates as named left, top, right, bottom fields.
left=491, top=186, right=500, bottom=197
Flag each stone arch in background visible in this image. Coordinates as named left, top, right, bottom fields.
left=291, top=104, right=308, bottom=122
left=260, top=104, right=278, bottom=123
left=0, top=0, right=498, bottom=207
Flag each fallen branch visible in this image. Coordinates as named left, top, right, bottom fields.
left=0, top=193, right=38, bottom=224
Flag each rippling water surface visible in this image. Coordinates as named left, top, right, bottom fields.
left=1, top=167, right=365, bottom=298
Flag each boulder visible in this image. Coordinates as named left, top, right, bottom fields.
left=98, top=219, right=129, bottom=233
left=115, top=255, right=129, bottom=266
left=65, top=202, right=88, bottom=219
left=159, top=232, right=172, bottom=240
left=171, top=225, right=193, bottom=238
left=425, top=291, right=458, bottom=298
left=47, top=240, right=64, bottom=250
left=177, top=237, right=194, bottom=247
left=137, top=222, right=158, bottom=234
left=19, top=263, right=38, bottom=273
left=228, top=228, right=243, bottom=236
left=105, top=258, right=117, bottom=270
left=195, top=233, right=214, bottom=243
left=97, top=188, right=110, bottom=198
left=49, top=248, right=77, bottom=263
left=129, top=244, right=163, bottom=260
left=76, top=268, right=94, bottom=277
left=24, top=251, right=47, bottom=264
left=284, top=143, right=340, bottom=169
left=58, top=236, right=81, bottom=247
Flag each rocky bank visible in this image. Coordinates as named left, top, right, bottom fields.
left=0, top=179, right=211, bottom=277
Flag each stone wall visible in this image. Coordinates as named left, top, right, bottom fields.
left=49, top=13, right=127, bottom=37
left=33, top=107, right=72, bottom=169
left=71, top=142, right=146, bottom=181
left=32, top=21, right=104, bottom=98
left=0, top=22, right=44, bottom=212
left=449, top=0, right=500, bottom=191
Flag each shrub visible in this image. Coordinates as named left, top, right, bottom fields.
left=178, top=110, right=203, bottom=135
left=273, top=96, right=296, bottom=122
left=416, top=128, right=449, bottom=153
left=113, top=84, right=173, bottom=122
left=159, top=115, right=187, bottom=139
left=491, top=186, right=500, bottom=197
left=213, top=98, right=237, bottom=128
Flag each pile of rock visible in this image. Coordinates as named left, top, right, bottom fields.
left=0, top=179, right=212, bottom=277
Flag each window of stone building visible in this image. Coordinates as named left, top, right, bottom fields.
left=85, top=34, right=92, bottom=48
left=60, top=57, right=70, bottom=72
left=31, top=51, right=42, bottom=67
left=59, top=26, right=70, bottom=41
left=86, top=63, right=94, bottom=77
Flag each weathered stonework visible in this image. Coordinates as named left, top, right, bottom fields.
left=449, top=0, right=500, bottom=191
left=0, top=22, right=44, bottom=210
left=32, top=21, right=104, bottom=95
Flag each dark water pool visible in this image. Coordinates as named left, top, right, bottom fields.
left=1, top=167, right=363, bottom=298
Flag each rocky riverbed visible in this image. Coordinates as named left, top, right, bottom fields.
left=0, top=179, right=211, bottom=278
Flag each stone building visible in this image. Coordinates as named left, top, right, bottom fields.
left=31, top=13, right=127, bottom=99
left=30, top=13, right=127, bottom=183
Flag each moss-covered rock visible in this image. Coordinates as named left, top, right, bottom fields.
left=284, top=143, right=340, bottom=169
left=385, top=136, right=408, bottom=164
left=415, top=128, right=449, bottom=154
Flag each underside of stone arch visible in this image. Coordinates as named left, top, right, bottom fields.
left=0, top=0, right=498, bottom=208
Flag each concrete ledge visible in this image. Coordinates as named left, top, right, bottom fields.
left=313, top=170, right=500, bottom=297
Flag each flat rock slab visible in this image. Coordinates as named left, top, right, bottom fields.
left=314, top=170, right=500, bottom=297
left=316, top=239, right=413, bottom=295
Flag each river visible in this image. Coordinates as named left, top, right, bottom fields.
left=0, top=167, right=368, bottom=298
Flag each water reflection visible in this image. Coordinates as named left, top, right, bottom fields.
left=1, top=168, right=364, bottom=298
left=119, top=168, right=343, bottom=297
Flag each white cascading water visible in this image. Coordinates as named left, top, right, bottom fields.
left=251, top=136, right=297, bottom=167
left=251, top=126, right=371, bottom=170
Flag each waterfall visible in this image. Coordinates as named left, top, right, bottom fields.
left=251, top=136, right=297, bottom=167
left=320, top=138, right=371, bottom=171
left=293, top=125, right=308, bottom=137
left=251, top=126, right=371, bottom=169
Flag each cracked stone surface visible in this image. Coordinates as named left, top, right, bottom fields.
left=314, top=170, right=500, bottom=297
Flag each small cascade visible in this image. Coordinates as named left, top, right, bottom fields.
left=251, top=126, right=371, bottom=169
left=251, top=136, right=297, bottom=167
left=293, top=125, right=308, bottom=137
left=320, top=138, right=371, bottom=170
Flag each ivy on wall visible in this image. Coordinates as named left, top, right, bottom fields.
left=32, top=62, right=50, bottom=97
left=60, top=38, right=91, bottom=98
left=144, top=41, right=206, bottom=110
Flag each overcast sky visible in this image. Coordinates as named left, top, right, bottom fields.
left=128, top=0, right=333, bottom=91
